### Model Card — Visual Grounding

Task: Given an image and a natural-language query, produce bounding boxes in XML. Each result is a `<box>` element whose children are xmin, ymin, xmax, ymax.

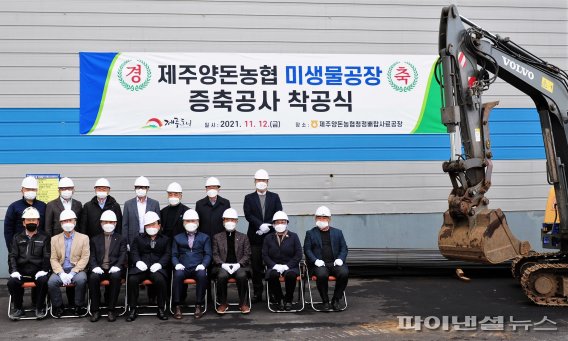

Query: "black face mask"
<box><xmin>25</xmin><ymin>223</ymin><xmax>38</xmax><ymax>232</ymax></box>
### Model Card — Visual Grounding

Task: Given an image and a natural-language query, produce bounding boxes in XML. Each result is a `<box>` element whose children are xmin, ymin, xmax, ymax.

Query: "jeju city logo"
<box><xmin>117</xmin><ymin>59</ymin><xmax>152</xmax><ymax>91</ymax></box>
<box><xmin>387</xmin><ymin>61</ymin><xmax>418</xmax><ymax>93</ymax></box>
<box><xmin>142</xmin><ymin>118</ymin><xmax>163</xmax><ymax>129</ymax></box>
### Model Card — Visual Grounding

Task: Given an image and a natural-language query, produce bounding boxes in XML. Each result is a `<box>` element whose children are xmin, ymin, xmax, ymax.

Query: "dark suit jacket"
<box><xmin>122</xmin><ymin>197</ymin><xmax>161</xmax><ymax>247</ymax></box>
<box><xmin>243</xmin><ymin>191</ymin><xmax>282</xmax><ymax>246</ymax></box>
<box><xmin>262</xmin><ymin>231</ymin><xmax>302</xmax><ymax>277</ymax></box>
<box><xmin>303</xmin><ymin>226</ymin><xmax>348</xmax><ymax>266</ymax></box>
<box><xmin>172</xmin><ymin>232</ymin><xmax>212</xmax><ymax>269</ymax></box>
<box><xmin>194</xmin><ymin>196</ymin><xmax>230</xmax><ymax>239</ymax></box>
<box><xmin>79</xmin><ymin>195</ymin><xmax>123</xmax><ymax>239</ymax></box>
<box><xmin>129</xmin><ymin>233</ymin><xmax>171</xmax><ymax>276</ymax></box>
<box><xmin>88</xmin><ymin>232</ymin><xmax>127</xmax><ymax>272</ymax></box>
<box><xmin>160</xmin><ymin>203</ymin><xmax>189</xmax><ymax>238</ymax></box>
<box><xmin>212</xmin><ymin>230</ymin><xmax>251</xmax><ymax>274</ymax></box>
<box><xmin>45</xmin><ymin>197</ymin><xmax>83</xmax><ymax>236</ymax></box>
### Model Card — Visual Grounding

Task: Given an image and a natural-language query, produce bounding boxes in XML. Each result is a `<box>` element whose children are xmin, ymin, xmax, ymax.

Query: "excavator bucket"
<box><xmin>439</xmin><ymin>208</ymin><xmax>531</xmax><ymax>264</ymax></box>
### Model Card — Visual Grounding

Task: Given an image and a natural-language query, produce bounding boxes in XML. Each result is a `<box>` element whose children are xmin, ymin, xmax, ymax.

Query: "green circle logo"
<box><xmin>117</xmin><ymin>59</ymin><xmax>152</xmax><ymax>92</ymax></box>
<box><xmin>387</xmin><ymin>61</ymin><xmax>418</xmax><ymax>93</ymax></box>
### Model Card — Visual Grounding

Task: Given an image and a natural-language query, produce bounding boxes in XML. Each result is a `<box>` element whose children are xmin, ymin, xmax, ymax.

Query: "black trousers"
<box><xmin>213</xmin><ymin>267</ymin><xmax>249</xmax><ymax>305</ymax></box>
<box><xmin>127</xmin><ymin>271</ymin><xmax>167</xmax><ymax>308</ymax></box>
<box><xmin>88</xmin><ymin>271</ymin><xmax>122</xmax><ymax>311</ymax></box>
<box><xmin>7</xmin><ymin>274</ymin><xmax>48</xmax><ymax>310</ymax></box>
<box><xmin>251</xmin><ymin>245</ymin><xmax>265</xmax><ymax>296</ymax></box>
<box><xmin>267</xmin><ymin>269</ymin><xmax>297</xmax><ymax>303</ymax></box>
<box><xmin>312</xmin><ymin>264</ymin><xmax>349</xmax><ymax>302</ymax></box>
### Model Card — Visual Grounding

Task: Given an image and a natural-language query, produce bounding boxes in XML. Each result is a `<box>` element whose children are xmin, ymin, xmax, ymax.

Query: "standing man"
<box><xmin>243</xmin><ymin>169</ymin><xmax>282</xmax><ymax>303</ymax></box>
<box><xmin>45</xmin><ymin>177</ymin><xmax>82</xmax><ymax>237</ymax></box>
<box><xmin>303</xmin><ymin>206</ymin><xmax>348</xmax><ymax>311</ymax></box>
<box><xmin>160</xmin><ymin>182</ymin><xmax>189</xmax><ymax>238</ymax></box>
<box><xmin>122</xmin><ymin>176</ymin><xmax>161</xmax><ymax>250</ymax></box>
<box><xmin>195</xmin><ymin>177</ymin><xmax>230</xmax><ymax>241</ymax></box>
<box><xmin>88</xmin><ymin>210</ymin><xmax>127</xmax><ymax>322</ymax></box>
<box><xmin>4</xmin><ymin>176</ymin><xmax>47</xmax><ymax>251</ymax></box>
<box><xmin>7</xmin><ymin>207</ymin><xmax>50</xmax><ymax>319</ymax></box>
<box><xmin>48</xmin><ymin>209</ymin><xmax>90</xmax><ymax>318</ymax></box>
<box><xmin>79</xmin><ymin>178</ymin><xmax>123</xmax><ymax>239</ymax></box>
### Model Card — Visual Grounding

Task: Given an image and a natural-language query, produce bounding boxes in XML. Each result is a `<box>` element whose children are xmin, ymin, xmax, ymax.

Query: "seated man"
<box><xmin>47</xmin><ymin>209</ymin><xmax>90</xmax><ymax>318</ymax></box>
<box><xmin>262</xmin><ymin>211</ymin><xmax>302</xmax><ymax>311</ymax></box>
<box><xmin>212</xmin><ymin>208</ymin><xmax>252</xmax><ymax>314</ymax></box>
<box><xmin>88</xmin><ymin>210</ymin><xmax>127</xmax><ymax>322</ymax></box>
<box><xmin>303</xmin><ymin>206</ymin><xmax>348</xmax><ymax>311</ymax></box>
<box><xmin>126</xmin><ymin>211</ymin><xmax>170</xmax><ymax>321</ymax></box>
<box><xmin>171</xmin><ymin>209</ymin><xmax>211</xmax><ymax>320</ymax></box>
<box><xmin>7</xmin><ymin>207</ymin><xmax>50</xmax><ymax>319</ymax></box>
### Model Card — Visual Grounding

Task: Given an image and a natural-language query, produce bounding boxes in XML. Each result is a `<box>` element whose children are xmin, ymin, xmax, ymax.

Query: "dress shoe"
<box><xmin>35</xmin><ymin>307</ymin><xmax>47</xmax><ymax>319</ymax></box>
<box><xmin>173</xmin><ymin>305</ymin><xmax>183</xmax><ymax>320</ymax></box>
<box><xmin>157</xmin><ymin>308</ymin><xmax>168</xmax><ymax>320</ymax></box>
<box><xmin>217</xmin><ymin>303</ymin><xmax>228</xmax><ymax>314</ymax></box>
<box><xmin>125</xmin><ymin>307</ymin><xmax>138</xmax><ymax>322</ymax></box>
<box><xmin>240</xmin><ymin>304</ymin><xmax>251</xmax><ymax>314</ymax></box>
<box><xmin>11</xmin><ymin>308</ymin><xmax>25</xmax><ymax>319</ymax></box>
<box><xmin>274</xmin><ymin>300</ymin><xmax>284</xmax><ymax>311</ymax></box>
<box><xmin>284</xmin><ymin>301</ymin><xmax>292</xmax><ymax>311</ymax></box>
<box><xmin>251</xmin><ymin>294</ymin><xmax>262</xmax><ymax>304</ymax></box>
<box><xmin>107</xmin><ymin>310</ymin><xmax>117</xmax><ymax>322</ymax></box>
<box><xmin>331</xmin><ymin>298</ymin><xmax>341</xmax><ymax>311</ymax></box>
<box><xmin>321</xmin><ymin>301</ymin><xmax>331</xmax><ymax>311</ymax></box>
<box><xmin>90</xmin><ymin>310</ymin><xmax>101</xmax><ymax>322</ymax></box>
<box><xmin>75</xmin><ymin>306</ymin><xmax>87</xmax><ymax>316</ymax></box>
<box><xmin>194</xmin><ymin>305</ymin><xmax>204</xmax><ymax>319</ymax></box>
<box><xmin>53</xmin><ymin>306</ymin><xmax>64</xmax><ymax>318</ymax></box>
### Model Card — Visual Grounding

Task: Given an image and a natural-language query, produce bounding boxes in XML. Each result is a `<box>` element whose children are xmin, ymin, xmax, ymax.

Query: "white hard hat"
<box><xmin>21</xmin><ymin>176</ymin><xmax>38</xmax><ymax>189</ymax></box>
<box><xmin>166</xmin><ymin>182</ymin><xmax>182</xmax><ymax>193</ymax></box>
<box><xmin>272</xmin><ymin>211</ymin><xmax>289</xmax><ymax>222</ymax></box>
<box><xmin>100</xmin><ymin>210</ymin><xmax>117</xmax><ymax>222</ymax></box>
<box><xmin>60</xmin><ymin>209</ymin><xmax>77</xmax><ymax>221</ymax></box>
<box><xmin>135</xmin><ymin>176</ymin><xmax>150</xmax><ymax>187</ymax></box>
<box><xmin>143</xmin><ymin>211</ymin><xmax>160</xmax><ymax>226</ymax></box>
<box><xmin>22</xmin><ymin>207</ymin><xmax>40</xmax><ymax>219</ymax></box>
<box><xmin>315</xmin><ymin>206</ymin><xmax>331</xmax><ymax>217</ymax></box>
<box><xmin>222</xmin><ymin>208</ymin><xmax>239</xmax><ymax>219</ymax></box>
<box><xmin>58</xmin><ymin>177</ymin><xmax>74</xmax><ymax>188</ymax></box>
<box><xmin>205</xmin><ymin>177</ymin><xmax>221</xmax><ymax>187</ymax></box>
<box><xmin>183</xmin><ymin>209</ymin><xmax>199</xmax><ymax>221</ymax></box>
<box><xmin>254</xmin><ymin>169</ymin><xmax>270</xmax><ymax>180</ymax></box>
<box><xmin>94</xmin><ymin>178</ymin><xmax>111</xmax><ymax>188</ymax></box>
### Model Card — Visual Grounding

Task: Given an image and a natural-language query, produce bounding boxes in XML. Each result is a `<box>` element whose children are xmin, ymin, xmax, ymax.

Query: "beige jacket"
<box><xmin>50</xmin><ymin>231</ymin><xmax>90</xmax><ymax>274</ymax></box>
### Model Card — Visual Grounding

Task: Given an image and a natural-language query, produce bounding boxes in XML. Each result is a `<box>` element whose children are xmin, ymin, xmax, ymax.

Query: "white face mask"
<box><xmin>145</xmin><ymin>227</ymin><xmax>159</xmax><ymax>236</ymax></box>
<box><xmin>207</xmin><ymin>189</ymin><xmax>218</xmax><ymax>198</ymax></box>
<box><xmin>168</xmin><ymin>197</ymin><xmax>180</xmax><ymax>206</ymax></box>
<box><xmin>102</xmin><ymin>223</ymin><xmax>115</xmax><ymax>233</ymax></box>
<box><xmin>255</xmin><ymin>182</ymin><xmax>268</xmax><ymax>191</ymax></box>
<box><xmin>274</xmin><ymin>224</ymin><xmax>287</xmax><ymax>233</ymax></box>
<box><xmin>62</xmin><ymin>222</ymin><xmax>75</xmax><ymax>232</ymax></box>
<box><xmin>184</xmin><ymin>222</ymin><xmax>198</xmax><ymax>233</ymax></box>
<box><xmin>23</xmin><ymin>191</ymin><xmax>37</xmax><ymax>200</ymax></box>
<box><xmin>136</xmin><ymin>189</ymin><xmax>147</xmax><ymax>198</ymax></box>
<box><xmin>316</xmin><ymin>221</ymin><xmax>329</xmax><ymax>229</ymax></box>
<box><xmin>96</xmin><ymin>191</ymin><xmax>108</xmax><ymax>199</ymax></box>
<box><xmin>60</xmin><ymin>190</ymin><xmax>73</xmax><ymax>200</ymax></box>
<box><xmin>224</xmin><ymin>222</ymin><xmax>237</xmax><ymax>232</ymax></box>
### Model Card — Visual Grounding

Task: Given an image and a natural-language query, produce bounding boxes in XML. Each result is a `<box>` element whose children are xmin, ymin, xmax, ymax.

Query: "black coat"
<box><xmin>45</xmin><ymin>197</ymin><xmax>83</xmax><ymax>236</ymax></box>
<box><xmin>243</xmin><ymin>191</ymin><xmax>282</xmax><ymax>246</ymax></box>
<box><xmin>194</xmin><ymin>196</ymin><xmax>231</xmax><ymax>240</ymax></box>
<box><xmin>79</xmin><ymin>195</ymin><xmax>123</xmax><ymax>239</ymax></box>
<box><xmin>160</xmin><ymin>203</ymin><xmax>189</xmax><ymax>238</ymax></box>
<box><xmin>129</xmin><ymin>233</ymin><xmax>171</xmax><ymax>276</ymax></box>
<box><xmin>88</xmin><ymin>232</ymin><xmax>127</xmax><ymax>271</ymax></box>
<box><xmin>262</xmin><ymin>231</ymin><xmax>302</xmax><ymax>277</ymax></box>
<box><xmin>9</xmin><ymin>231</ymin><xmax>51</xmax><ymax>275</ymax></box>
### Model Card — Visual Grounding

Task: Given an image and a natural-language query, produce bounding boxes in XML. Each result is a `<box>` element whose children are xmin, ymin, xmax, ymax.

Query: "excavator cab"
<box><xmin>542</xmin><ymin>187</ymin><xmax>561</xmax><ymax>249</ymax></box>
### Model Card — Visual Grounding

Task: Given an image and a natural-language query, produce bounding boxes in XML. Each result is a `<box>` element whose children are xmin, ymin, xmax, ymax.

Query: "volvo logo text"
<box><xmin>502</xmin><ymin>56</ymin><xmax>534</xmax><ymax>80</ymax></box>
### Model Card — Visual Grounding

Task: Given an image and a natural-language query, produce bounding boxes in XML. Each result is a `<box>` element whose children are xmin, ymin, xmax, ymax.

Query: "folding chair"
<box><xmin>88</xmin><ymin>277</ymin><xmax>128</xmax><ymax>317</ymax></box>
<box><xmin>266</xmin><ymin>267</ymin><xmax>305</xmax><ymax>313</ymax></box>
<box><xmin>136</xmin><ymin>279</ymin><xmax>167</xmax><ymax>316</ymax></box>
<box><xmin>169</xmin><ymin>277</ymin><xmax>207</xmax><ymax>316</ymax></box>
<box><xmin>212</xmin><ymin>277</ymin><xmax>252</xmax><ymax>314</ymax></box>
<box><xmin>305</xmin><ymin>269</ymin><xmax>348</xmax><ymax>312</ymax></box>
<box><xmin>8</xmin><ymin>281</ymin><xmax>49</xmax><ymax>320</ymax></box>
<box><xmin>49</xmin><ymin>283</ymin><xmax>89</xmax><ymax>318</ymax></box>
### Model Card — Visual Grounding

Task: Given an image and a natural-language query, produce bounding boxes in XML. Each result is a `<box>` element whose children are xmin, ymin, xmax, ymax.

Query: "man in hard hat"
<box><xmin>262</xmin><ymin>211</ymin><xmax>302</xmax><ymax>311</ymax></box>
<box><xmin>48</xmin><ymin>209</ymin><xmax>90</xmax><ymax>318</ymax></box>
<box><xmin>304</xmin><ymin>206</ymin><xmax>349</xmax><ymax>311</ymax></box>
<box><xmin>79</xmin><ymin>178</ymin><xmax>123</xmax><ymax>239</ymax></box>
<box><xmin>211</xmin><ymin>208</ymin><xmax>252</xmax><ymax>314</ymax></box>
<box><xmin>243</xmin><ymin>169</ymin><xmax>282</xmax><ymax>303</ymax></box>
<box><xmin>88</xmin><ymin>210</ymin><xmax>127</xmax><ymax>322</ymax></box>
<box><xmin>123</xmin><ymin>176</ymin><xmax>161</xmax><ymax>251</ymax></box>
<box><xmin>126</xmin><ymin>211</ymin><xmax>170</xmax><ymax>322</ymax></box>
<box><xmin>7</xmin><ymin>207</ymin><xmax>50</xmax><ymax>319</ymax></box>
<box><xmin>46</xmin><ymin>177</ymin><xmax>83</xmax><ymax>237</ymax></box>
<box><xmin>160</xmin><ymin>182</ymin><xmax>189</xmax><ymax>238</ymax></box>
<box><xmin>195</xmin><ymin>177</ymin><xmax>231</xmax><ymax>241</ymax></box>
<box><xmin>4</xmin><ymin>176</ymin><xmax>47</xmax><ymax>251</ymax></box>
<box><xmin>171</xmin><ymin>209</ymin><xmax>211</xmax><ymax>320</ymax></box>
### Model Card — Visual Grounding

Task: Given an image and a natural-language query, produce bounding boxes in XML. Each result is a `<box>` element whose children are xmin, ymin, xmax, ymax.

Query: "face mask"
<box><xmin>255</xmin><ymin>182</ymin><xmax>268</xmax><ymax>191</ymax></box>
<box><xmin>184</xmin><ymin>222</ymin><xmax>198</xmax><ymax>233</ymax></box>
<box><xmin>316</xmin><ymin>221</ymin><xmax>329</xmax><ymax>230</ymax></box>
<box><xmin>60</xmin><ymin>190</ymin><xmax>73</xmax><ymax>200</ymax></box>
<box><xmin>102</xmin><ymin>223</ymin><xmax>115</xmax><ymax>233</ymax></box>
<box><xmin>62</xmin><ymin>223</ymin><xmax>75</xmax><ymax>232</ymax></box>
<box><xmin>224</xmin><ymin>222</ymin><xmax>236</xmax><ymax>232</ymax></box>
<box><xmin>96</xmin><ymin>191</ymin><xmax>108</xmax><ymax>199</ymax></box>
<box><xmin>274</xmin><ymin>224</ymin><xmax>287</xmax><ymax>233</ymax></box>
<box><xmin>207</xmin><ymin>189</ymin><xmax>218</xmax><ymax>198</ymax></box>
<box><xmin>23</xmin><ymin>191</ymin><xmax>37</xmax><ymax>200</ymax></box>
<box><xmin>145</xmin><ymin>227</ymin><xmax>159</xmax><ymax>236</ymax></box>
<box><xmin>168</xmin><ymin>197</ymin><xmax>180</xmax><ymax>206</ymax></box>
<box><xmin>136</xmin><ymin>189</ymin><xmax>147</xmax><ymax>198</ymax></box>
<box><xmin>25</xmin><ymin>223</ymin><xmax>38</xmax><ymax>232</ymax></box>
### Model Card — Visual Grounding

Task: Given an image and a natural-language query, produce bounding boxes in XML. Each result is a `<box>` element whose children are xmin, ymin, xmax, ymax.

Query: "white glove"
<box><xmin>281</xmin><ymin>265</ymin><xmax>289</xmax><ymax>272</ymax></box>
<box><xmin>92</xmin><ymin>267</ymin><xmax>104</xmax><ymax>275</ymax></box>
<box><xmin>175</xmin><ymin>264</ymin><xmax>185</xmax><ymax>271</ymax></box>
<box><xmin>10</xmin><ymin>272</ymin><xmax>21</xmax><ymax>280</ymax></box>
<box><xmin>136</xmin><ymin>261</ymin><xmax>148</xmax><ymax>271</ymax></box>
<box><xmin>314</xmin><ymin>259</ymin><xmax>325</xmax><ymax>267</ymax></box>
<box><xmin>35</xmin><ymin>271</ymin><xmax>48</xmax><ymax>279</ymax></box>
<box><xmin>60</xmin><ymin>272</ymin><xmax>72</xmax><ymax>285</ymax></box>
<box><xmin>109</xmin><ymin>266</ymin><xmax>121</xmax><ymax>274</ymax></box>
<box><xmin>258</xmin><ymin>223</ymin><xmax>271</xmax><ymax>234</ymax></box>
<box><xmin>273</xmin><ymin>264</ymin><xmax>284</xmax><ymax>274</ymax></box>
<box><xmin>334</xmin><ymin>259</ymin><xmax>344</xmax><ymax>266</ymax></box>
<box><xmin>196</xmin><ymin>264</ymin><xmax>205</xmax><ymax>271</ymax></box>
<box><xmin>127</xmin><ymin>244</ymin><xmax>130</xmax><ymax>252</ymax></box>
<box><xmin>221</xmin><ymin>263</ymin><xmax>231</xmax><ymax>273</ymax></box>
<box><xmin>150</xmin><ymin>263</ymin><xmax>162</xmax><ymax>273</ymax></box>
<box><xmin>231</xmin><ymin>263</ymin><xmax>241</xmax><ymax>274</ymax></box>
